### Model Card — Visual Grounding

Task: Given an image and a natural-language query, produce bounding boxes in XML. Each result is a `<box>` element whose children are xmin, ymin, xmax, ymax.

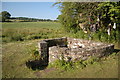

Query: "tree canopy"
<box><xmin>0</xmin><ymin>11</ymin><xmax>11</xmax><ymax>22</ymax></box>
<box><xmin>97</xmin><ymin>2</ymin><xmax>120</xmax><ymax>28</ymax></box>
<box><xmin>56</xmin><ymin>2</ymin><xmax>120</xmax><ymax>32</ymax></box>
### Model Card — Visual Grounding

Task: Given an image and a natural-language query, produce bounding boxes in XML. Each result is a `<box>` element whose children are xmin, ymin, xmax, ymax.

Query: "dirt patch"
<box><xmin>34</xmin><ymin>71</ymin><xmax>42</xmax><ymax>77</ymax></box>
<box><xmin>43</xmin><ymin>67</ymin><xmax>56</xmax><ymax>73</ymax></box>
<box><xmin>34</xmin><ymin>67</ymin><xmax>56</xmax><ymax>77</ymax></box>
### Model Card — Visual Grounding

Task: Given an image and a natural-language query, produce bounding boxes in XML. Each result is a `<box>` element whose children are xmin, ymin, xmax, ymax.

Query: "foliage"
<box><xmin>49</xmin><ymin>56</ymin><xmax>100</xmax><ymax>71</ymax></box>
<box><xmin>0</xmin><ymin>11</ymin><xmax>11</xmax><ymax>22</ymax></box>
<box><xmin>97</xmin><ymin>2</ymin><xmax>120</xmax><ymax>27</ymax></box>
<box><xmin>56</xmin><ymin>2</ymin><xmax>99</xmax><ymax>32</ymax></box>
<box><xmin>91</xmin><ymin>29</ymin><xmax>119</xmax><ymax>43</ymax></box>
<box><xmin>31</xmin><ymin>48</ymin><xmax>40</xmax><ymax>60</ymax></box>
<box><xmin>55</xmin><ymin>2</ymin><xmax>120</xmax><ymax>43</ymax></box>
<box><xmin>49</xmin><ymin>59</ymin><xmax>73</xmax><ymax>71</ymax></box>
<box><xmin>56</xmin><ymin>2</ymin><xmax>120</xmax><ymax>30</ymax></box>
<box><xmin>10</xmin><ymin>17</ymin><xmax>54</xmax><ymax>22</ymax></box>
<box><xmin>2</xmin><ymin>21</ymin><xmax>119</xmax><ymax>43</ymax></box>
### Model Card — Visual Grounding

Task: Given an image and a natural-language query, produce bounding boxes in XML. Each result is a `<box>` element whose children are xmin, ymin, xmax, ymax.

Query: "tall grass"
<box><xmin>2</xmin><ymin>22</ymin><xmax>119</xmax><ymax>43</ymax></box>
<box><xmin>2</xmin><ymin>22</ymin><xmax>66</xmax><ymax>43</ymax></box>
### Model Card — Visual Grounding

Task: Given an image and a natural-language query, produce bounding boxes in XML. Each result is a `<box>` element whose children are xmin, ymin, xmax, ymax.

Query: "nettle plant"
<box><xmin>31</xmin><ymin>48</ymin><xmax>40</xmax><ymax>60</ymax></box>
<box><xmin>49</xmin><ymin>55</ymin><xmax>100</xmax><ymax>71</ymax></box>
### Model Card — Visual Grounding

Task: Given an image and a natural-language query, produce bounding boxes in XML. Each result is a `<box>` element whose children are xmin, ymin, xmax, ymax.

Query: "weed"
<box><xmin>49</xmin><ymin>56</ymin><xmax>100</xmax><ymax>71</ymax></box>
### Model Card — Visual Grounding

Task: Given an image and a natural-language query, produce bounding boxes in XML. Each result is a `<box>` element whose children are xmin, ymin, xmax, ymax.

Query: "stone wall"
<box><xmin>38</xmin><ymin>37</ymin><xmax>114</xmax><ymax>64</ymax></box>
<box><xmin>38</xmin><ymin>37</ymin><xmax>67</xmax><ymax>64</ymax></box>
<box><xmin>44</xmin><ymin>37</ymin><xmax>67</xmax><ymax>47</ymax></box>
<box><xmin>38</xmin><ymin>41</ymin><xmax>48</xmax><ymax>65</ymax></box>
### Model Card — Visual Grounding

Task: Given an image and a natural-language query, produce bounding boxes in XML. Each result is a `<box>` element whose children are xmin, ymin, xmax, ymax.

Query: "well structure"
<box><xmin>38</xmin><ymin>37</ymin><xmax>114</xmax><ymax>65</ymax></box>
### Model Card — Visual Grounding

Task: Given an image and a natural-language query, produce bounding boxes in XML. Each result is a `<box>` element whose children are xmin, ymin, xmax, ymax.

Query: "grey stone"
<box><xmin>38</xmin><ymin>37</ymin><xmax>114</xmax><ymax>64</ymax></box>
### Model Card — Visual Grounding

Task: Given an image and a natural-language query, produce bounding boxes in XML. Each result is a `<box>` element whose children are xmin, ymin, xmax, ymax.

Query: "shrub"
<box><xmin>49</xmin><ymin>56</ymin><xmax>100</xmax><ymax>71</ymax></box>
<box><xmin>30</xmin><ymin>48</ymin><xmax>40</xmax><ymax>60</ymax></box>
<box><xmin>74</xmin><ymin>30</ymin><xmax>85</xmax><ymax>39</ymax></box>
<box><xmin>10</xmin><ymin>34</ymin><xmax>24</xmax><ymax>41</ymax></box>
<box><xmin>92</xmin><ymin>32</ymin><xmax>101</xmax><ymax>41</ymax></box>
<box><xmin>49</xmin><ymin>59</ymin><xmax>73</xmax><ymax>71</ymax></box>
<box><xmin>25</xmin><ymin>34</ymin><xmax>41</xmax><ymax>40</ymax></box>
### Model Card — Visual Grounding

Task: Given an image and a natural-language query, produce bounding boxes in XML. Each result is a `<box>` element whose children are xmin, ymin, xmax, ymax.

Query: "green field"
<box><xmin>1</xmin><ymin>22</ymin><xmax>119</xmax><ymax>78</ymax></box>
<box><xmin>2</xmin><ymin>22</ymin><xmax>61</xmax><ymax>29</ymax></box>
<box><xmin>2</xmin><ymin>22</ymin><xmax>67</xmax><ymax>43</ymax></box>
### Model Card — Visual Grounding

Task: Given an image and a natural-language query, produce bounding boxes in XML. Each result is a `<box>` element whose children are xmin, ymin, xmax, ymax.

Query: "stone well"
<box><xmin>38</xmin><ymin>37</ymin><xmax>114</xmax><ymax>64</ymax></box>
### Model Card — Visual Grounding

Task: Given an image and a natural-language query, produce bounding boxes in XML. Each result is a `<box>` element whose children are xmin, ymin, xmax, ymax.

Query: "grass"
<box><xmin>2</xmin><ymin>22</ymin><xmax>61</xmax><ymax>29</ymax></box>
<box><xmin>1</xmin><ymin>22</ymin><xmax>67</xmax><ymax>43</ymax></box>
<box><xmin>1</xmin><ymin>22</ymin><xmax>120</xmax><ymax>78</ymax></box>
<box><xmin>2</xmin><ymin>22</ymin><xmax>119</xmax><ymax>43</ymax></box>
<box><xmin>45</xmin><ymin>52</ymin><xmax>119</xmax><ymax>78</ymax></box>
<box><xmin>2</xmin><ymin>40</ymin><xmax>119</xmax><ymax>78</ymax></box>
<box><xmin>2</xmin><ymin>40</ymin><xmax>37</xmax><ymax>78</ymax></box>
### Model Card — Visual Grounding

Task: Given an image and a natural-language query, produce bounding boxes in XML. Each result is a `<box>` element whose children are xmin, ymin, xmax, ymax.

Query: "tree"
<box><xmin>56</xmin><ymin>2</ymin><xmax>120</xmax><ymax>32</ymax></box>
<box><xmin>97</xmin><ymin>2</ymin><xmax>120</xmax><ymax>29</ymax></box>
<box><xmin>57</xmin><ymin>2</ymin><xmax>77</xmax><ymax>32</ymax></box>
<box><xmin>0</xmin><ymin>11</ymin><xmax>11</xmax><ymax>22</ymax></box>
<box><xmin>97</xmin><ymin>2</ymin><xmax>120</xmax><ymax>43</ymax></box>
<box><xmin>56</xmin><ymin>2</ymin><xmax>99</xmax><ymax>32</ymax></box>
<box><xmin>55</xmin><ymin>2</ymin><xmax>120</xmax><ymax>43</ymax></box>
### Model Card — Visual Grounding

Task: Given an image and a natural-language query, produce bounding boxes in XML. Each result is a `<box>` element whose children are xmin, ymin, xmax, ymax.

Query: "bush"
<box><xmin>11</xmin><ymin>34</ymin><xmax>24</xmax><ymax>41</ymax></box>
<box><xmin>73</xmin><ymin>60</ymin><xmax>86</xmax><ymax>69</ymax></box>
<box><xmin>30</xmin><ymin>48</ymin><xmax>40</xmax><ymax>60</ymax></box>
<box><xmin>25</xmin><ymin>34</ymin><xmax>41</xmax><ymax>40</ymax></box>
<box><xmin>49</xmin><ymin>59</ymin><xmax>73</xmax><ymax>71</ymax></box>
<box><xmin>92</xmin><ymin>32</ymin><xmax>101</xmax><ymax>41</ymax></box>
<box><xmin>49</xmin><ymin>56</ymin><xmax>100</xmax><ymax>71</ymax></box>
<box><xmin>74</xmin><ymin>30</ymin><xmax>85</xmax><ymax>38</ymax></box>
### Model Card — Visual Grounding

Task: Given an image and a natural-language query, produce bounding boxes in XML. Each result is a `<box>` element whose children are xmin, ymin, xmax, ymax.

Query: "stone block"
<box><xmin>38</xmin><ymin>37</ymin><xmax>114</xmax><ymax>64</ymax></box>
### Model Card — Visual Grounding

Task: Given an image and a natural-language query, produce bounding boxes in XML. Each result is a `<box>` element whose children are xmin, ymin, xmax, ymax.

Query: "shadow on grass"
<box><xmin>26</xmin><ymin>59</ymin><xmax>48</xmax><ymax>70</ymax></box>
<box><xmin>113</xmin><ymin>49</ymin><xmax>120</xmax><ymax>53</ymax></box>
<box><xmin>25</xmin><ymin>49</ymin><xmax>120</xmax><ymax>71</ymax></box>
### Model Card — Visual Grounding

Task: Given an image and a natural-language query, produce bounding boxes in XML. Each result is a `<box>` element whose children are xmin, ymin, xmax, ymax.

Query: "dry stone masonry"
<box><xmin>38</xmin><ymin>37</ymin><xmax>114</xmax><ymax>64</ymax></box>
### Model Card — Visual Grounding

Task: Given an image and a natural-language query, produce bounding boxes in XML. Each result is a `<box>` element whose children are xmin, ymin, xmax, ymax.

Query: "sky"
<box><xmin>2</xmin><ymin>2</ymin><xmax>61</xmax><ymax>20</ymax></box>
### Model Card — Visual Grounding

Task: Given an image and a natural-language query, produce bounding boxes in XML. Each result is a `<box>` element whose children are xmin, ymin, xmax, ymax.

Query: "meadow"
<box><xmin>2</xmin><ymin>22</ymin><xmax>65</xmax><ymax>42</ymax></box>
<box><xmin>1</xmin><ymin>22</ymin><xmax>119</xmax><ymax>78</ymax></box>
